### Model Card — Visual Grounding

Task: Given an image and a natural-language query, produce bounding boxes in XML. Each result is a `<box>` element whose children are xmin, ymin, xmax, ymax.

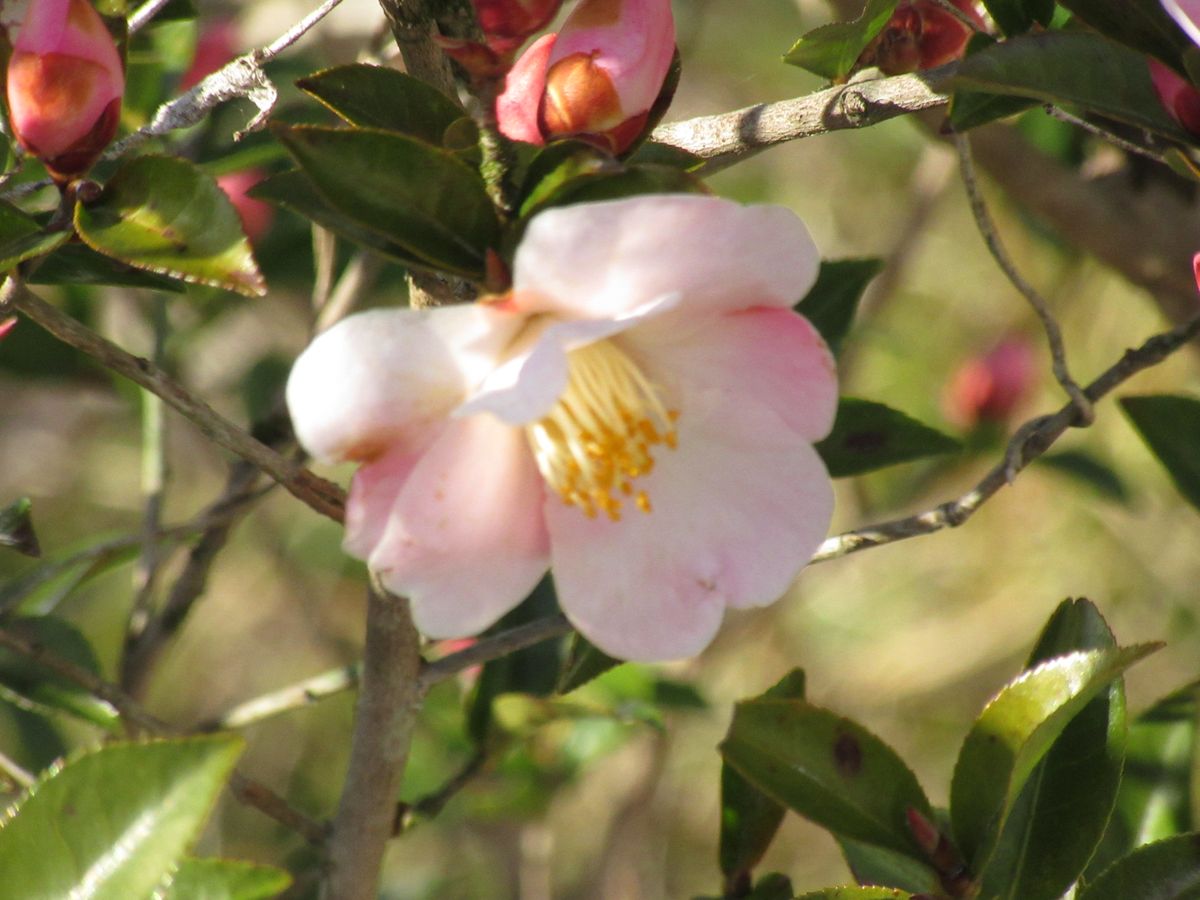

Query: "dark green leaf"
<box><xmin>0</xmin><ymin>201</ymin><xmax>70</xmax><ymax>274</ymax></box>
<box><xmin>0</xmin><ymin>735</ymin><xmax>243</xmax><ymax>899</ymax></box>
<box><xmin>952</xmin><ymin>32</ymin><xmax>1194</xmax><ymax>143</ymax></box>
<box><xmin>795</xmin><ymin>258</ymin><xmax>882</xmax><ymax>354</ymax></box>
<box><xmin>0</xmin><ymin>497</ymin><xmax>39</xmax><ymax>557</ymax></box>
<box><xmin>159</xmin><ymin>857</ymin><xmax>292</xmax><ymax>899</ymax></box>
<box><xmin>815</xmin><ymin>398</ymin><xmax>960</xmax><ymax>478</ymax></box>
<box><xmin>556</xmin><ymin>633</ymin><xmax>622</xmax><ymax>694</ymax></box>
<box><xmin>297</xmin><ymin>64</ymin><xmax>464</xmax><ymax>145</ymax></box>
<box><xmin>1079</xmin><ymin>833</ymin><xmax>1200</xmax><ymax>900</ymax></box>
<box><xmin>1122</xmin><ymin>395</ymin><xmax>1200</xmax><ymax>512</ymax></box>
<box><xmin>976</xmin><ymin>599</ymin><xmax>1127</xmax><ymax>899</ymax></box>
<box><xmin>521</xmin><ymin>162</ymin><xmax>705</xmax><ymax>219</ymax></box>
<box><xmin>1037</xmin><ymin>451</ymin><xmax>1130</xmax><ymax>503</ymax></box>
<box><xmin>467</xmin><ymin>576</ymin><xmax>563</xmax><ymax>746</ymax></box>
<box><xmin>721</xmin><ymin>698</ymin><xmax>932</xmax><ymax>855</ymax></box>
<box><xmin>625</xmin><ymin>141</ymin><xmax>703</xmax><ymax>171</ymax></box>
<box><xmin>29</xmin><ymin>243</ymin><xmax>188</xmax><ymax>291</ymax></box>
<box><xmin>1057</xmin><ymin>0</ymin><xmax>1192</xmax><ymax>66</ymax></box>
<box><xmin>783</xmin><ymin>0</ymin><xmax>899</xmax><ymax>81</ymax></box>
<box><xmin>1089</xmin><ymin>681</ymin><xmax>1200</xmax><ymax>877</ymax></box>
<box><xmin>0</xmin><ymin>616</ymin><xmax>121</xmax><ymax>731</ymax></box>
<box><xmin>950</xmin><ymin>36</ymin><xmax>1039</xmax><ymax>130</ymax></box>
<box><xmin>838</xmin><ymin>837</ymin><xmax>942</xmax><ymax>894</ymax></box>
<box><xmin>518</xmin><ymin>141</ymin><xmax>618</xmax><ymax>219</ymax></box>
<box><xmin>950</xmin><ymin>644</ymin><xmax>1159</xmax><ymax>868</ymax></box>
<box><xmin>74</xmin><ymin>155</ymin><xmax>265</xmax><ymax>296</ymax></box>
<box><xmin>746</xmin><ymin>872</ymin><xmax>795</xmax><ymax>900</ymax></box>
<box><xmin>719</xmin><ymin>670</ymin><xmax>808</xmax><ymax>885</ymax></box>
<box><xmin>273</xmin><ymin>125</ymin><xmax>498</xmax><ymax>280</ymax></box>
<box><xmin>981</xmin><ymin>0</ymin><xmax>1055</xmax><ymax>36</ymax></box>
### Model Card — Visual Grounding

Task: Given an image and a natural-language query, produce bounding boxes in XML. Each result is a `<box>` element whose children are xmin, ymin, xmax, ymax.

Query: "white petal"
<box><xmin>1163</xmin><ymin>0</ymin><xmax>1200</xmax><ymax>46</ymax></box>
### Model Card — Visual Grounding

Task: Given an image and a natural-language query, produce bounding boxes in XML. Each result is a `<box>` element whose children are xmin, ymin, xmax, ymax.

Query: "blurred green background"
<box><xmin>2</xmin><ymin>0</ymin><xmax>1199</xmax><ymax>897</ymax></box>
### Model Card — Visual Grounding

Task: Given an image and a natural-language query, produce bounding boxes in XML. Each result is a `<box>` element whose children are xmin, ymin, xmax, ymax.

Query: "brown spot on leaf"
<box><xmin>833</xmin><ymin>731</ymin><xmax>863</xmax><ymax>776</ymax></box>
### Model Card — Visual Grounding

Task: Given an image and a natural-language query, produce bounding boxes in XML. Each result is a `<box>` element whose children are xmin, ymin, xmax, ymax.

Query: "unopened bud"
<box><xmin>6</xmin><ymin>0</ymin><xmax>125</xmax><ymax>182</ymax></box>
<box><xmin>944</xmin><ymin>336</ymin><xmax>1037</xmax><ymax>428</ymax></box>
<box><xmin>1148</xmin><ymin>59</ymin><xmax>1200</xmax><ymax>137</ymax></box>
<box><xmin>475</xmin><ymin>0</ymin><xmax>563</xmax><ymax>52</ymax></box>
<box><xmin>217</xmin><ymin>169</ymin><xmax>274</xmax><ymax>244</ymax></box>
<box><xmin>860</xmin><ymin>0</ymin><xmax>984</xmax><ymax>76</ymax></box>
<box><xmin>0</xmin><ymin>317</ymin><xmax>16</xmax><ymax>341</ymax></box>
<box><xmin>496</xmin><ymin>0</ymin><xmax>676</xmax><ymax>154</ymax></box>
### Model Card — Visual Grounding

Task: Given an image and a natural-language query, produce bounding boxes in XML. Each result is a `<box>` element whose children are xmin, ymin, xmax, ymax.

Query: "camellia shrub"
<box><xmin>1</xmin><ymin>0</ymin><xmax>1200</xmax><ymax>898</ymax></box>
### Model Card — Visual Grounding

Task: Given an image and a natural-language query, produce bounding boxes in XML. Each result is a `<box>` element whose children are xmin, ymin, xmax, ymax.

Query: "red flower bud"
<box><xmin>217</xmin><ymin>169</ymin><xmax>274</xmax><ymax>244</ymax></box>
<box><xmin>475</xmin><ymin>0</ymin><xmax>563</xmax><ymax>52</ymax></box>
<box><xmin>6</xmin><ymin>0</ymin><xmax>125</xmax><ymax>181</ymax></box>
<box><xmin>944</xmin><ymin>336</ymin><xmax>1037</xmax><ymax>428</ymax></box>
<box><xmin>1148</xmin><ymin>59</ymin><xmax>1200</xmax><ymax>137</ymax></box>
<box><xmin>496</xmin><ymin>0</ymin><xmax>675</xmax><ymax>154</ymax></box>
<box><xmin>861</xmin><ymin>0</ymin><xmax>984</xmax><ymax>76</ymax></box>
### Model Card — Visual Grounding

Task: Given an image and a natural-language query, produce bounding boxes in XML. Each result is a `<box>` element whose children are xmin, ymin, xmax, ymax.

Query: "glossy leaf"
<box><xmin>976</xmin><ymin>598</ymin><xmax>1127</xmax><ymax>899</ymax></box>
<box><xmin>0</xmin><ymin>201</ymin><xmax>70</xmax><ymax>274</ymax></box>
<box><xmin>795</xmin><ymin>258</ymin><xmax>882</xmax><ymax>354</ymax></box>
<box><xmin>521</xmin><ymin>162</ymin><xmax>705</xmax><ymax>219</ymax></box>
<box><xmin>518</xmin><ymin>141</ymin><xmax>617</xmax><ymax>219</ymax></box>
<box><xmin>0</xmin><ymin>541</ymin><xmax>139</xmax><ymax>619</ymax></box>
<box><xmin>0</xmin><ymin>735</ymin><xmax>243</xmax><ymax>899</ymax></box>
<box><xmin>1122</xmin><ymin>395</ymin><xmax>1200</xmax><ymax>512</ymax></box>
<box><xmin>0</xmin><ymin>616</ymin><xmax>120</xmax><ymax>731</ymax></box>
<box><xmin>1088</xmin><ymin>680</ymin><xmax>1200</xmax><ymax>877</ymax></box>
<box><xmin>0</xmin><ymin>497</ymin><xmax>39</xmax><ymax>557</ymax></box>
<box><xmin>249</xmin><ymin>170</ymin><xmax>430</xmax><ymax>270</ymax></box>
<box><xmin>783</xmin><ymin>0</ymin><xmax>899</xmax><ymax>81</ymax></box>
<box><xmin>838</xmin><ymin>837</ymin><xmax>942</xmax><ymax>894</ymax></box>
<box><xmin>982</xmin><ymin>0</ymin><xmax>1055</xmax><ymax>36</ymax></box>
<box><xmin>949</xmin><ymin>35</ymin><xmax>1039</xmax><ymax>130</ymax></box>
<box><xmin>721</xmin><ymin>698</ymin><xmax>932</xmax><ymax>855</ymax></box>
<box><xmin>1056</xmin><ymin>0</ymin><xmax>1191</xmax><ymax>66</ymax></box>
<box><xmin>74</xmin><ymin>155</ymin><xmax>265</xmax><ymax>296</ymax></box>
<box><xmin>1078</xmin><ymin>833</ymin><xmax>1200</xmax><ymax>900</ymax></box>
<box><xmin>159</xmin><ymin>857</ymin><xmax>292</xmax><ymax>900</ymax></box>
<box><xmin>952</xmin><ymin>32</ymin><xmax>1193</xmax><ymax>143</ymax></box>
<box><xmin>29</xmin><ymin>243</ymin><xmax>187</xmax><ymax>292</ymax></box>
<box><xmin>795</xmin><ymin>888</ymin><xmax>913</xmax><ymax>900</ymax></box>
<box><xmin>273</xmin><ymin>125</ymin><xmax>499</xmax><ymax>280</ymax></box>
<box><xmin>950</xmin><ymin>643</ymin><xmax>1159</xmax><ymax>868</ymax></box>
<box><xmin>815</xmin><ymin>398</ymin><xmax>960</xmax><ymax>478</ymax></box>
<box><xmin>297</xmin><ymin>64</ymin><xmax>464</xmax><ymax>145</ymax></box>
<box><xmin>720</xmin><ymin>670</ymin><xmax>808</xmax><ymax>886</ymax></box>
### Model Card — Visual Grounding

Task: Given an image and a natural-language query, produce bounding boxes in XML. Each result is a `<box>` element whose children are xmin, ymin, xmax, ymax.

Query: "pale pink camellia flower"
<box><xmin>6</xmin><ymin>0</ymin><xmax>124</xmax><ymax>181</ymax></box>
<box><xmin>944</xmin><ymin>336</ymin><xmax>1038</xmax><ymax>429</ymax></box>
<box><xmin>286</xmin><ymin>194</ymin><xmax>837</xmax><ymax>662</ymax></box>
<box><xmin>1148</xmin><ymin>59</ymin><xmax>1200</xmax><ymax>136</ymax></box>
<box><xmin>1162</xmin><ymin>0</ymin><xmax>1200</xmax><ymax>45</ymax></box>
<box><xmin>216</xmin><ymin>169</ymin><xmax>275</xmax><ymax>244</ymax></box>
<box><xmin>496</xmin><ymin>0</ymin><xmax>676</xmax><ymax>154</ymax></box>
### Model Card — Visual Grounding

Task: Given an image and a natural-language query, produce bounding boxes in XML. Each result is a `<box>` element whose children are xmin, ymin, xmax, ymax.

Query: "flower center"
<box><xmin>526</xmin><ymin>339</ymin><xmax>678</xmax><ymax>521</ymax></box>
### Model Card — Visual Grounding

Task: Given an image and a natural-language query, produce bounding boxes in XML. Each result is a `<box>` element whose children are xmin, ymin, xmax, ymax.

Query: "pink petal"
<box><xmin>546</xmin><ymin>391</ymin><xmax>834</xmax><ymax>661</ymax></box>
<box><xmin>496</xmin><ymin>32</ymin><xmax>556</xmax><ymax>144</ymax></box>
<box><xmin>626</xmin><ymin>307</ymin><xmax>838</xmax><ymax>443</ymax></box>
<box><xmin>286</xmin><ymin>305</ymin><xmax>520</xmax><ymax>464</ymax></box>
<box><xmin>1163</xmin><ymin>0</ymin><xmax>1200</xmax><ymax>45</ymax></box>
<box><xmin>343</xmin><ymin>441</ymin><xmax>428</xmax><ymax>561</ymax></box>
<box><xmin>370</xmin><ymin>413</ymin><xmax>551</xmax><ymax>638</ymax></box>
<box><xmin>512</xmin><ymin>195</ymin><xmax>821</xmax><ymax>320</ymax></box>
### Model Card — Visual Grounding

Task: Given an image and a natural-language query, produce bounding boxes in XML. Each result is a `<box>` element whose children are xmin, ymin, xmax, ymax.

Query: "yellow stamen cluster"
<box><xmin>527</xmin><ymin>339</ymin><xmax>678</xmax><ymax>521</ymax></box>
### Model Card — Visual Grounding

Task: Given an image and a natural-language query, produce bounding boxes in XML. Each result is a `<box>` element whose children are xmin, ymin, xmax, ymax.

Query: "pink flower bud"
<box><xmin>944</xmin><ymin>336</ymin><xmax>1037</xmax><ymax>428</ymax></box>
<box><xmin>861</xmin><ymin>0</ymin><xmax>984</xmax><ymax>76</ymax></box>
<box><xmin>1148</xmin><ymin>59</ymin><xmax>1200</xmax><ymax>137</ymax></box>
<box><xmin>474</xmin><ymin>0</ymin><xmax>563</xmax><ymax>52</ymax></box>
<box><xmin>496</xmin><ymin>0</ymin><xmax>676</xmax><ymax>154</ymax></box>
<box><xmin>180</xmin><ymin>17</ymin><xmax>239</xmax><ymax>91</ymax></box>
<box><xmin>216</xmin><ymin>169</ymin><xmax>274</xmax><ymax>244</ymax></box>
<box><xmin>6</xmin><ymin>0</ymin><xmax>124</xmax><ymax>181</ymax></box>
<box><xmin>1194</xmin><ymin>252</ymin><xmax>1200</xmax><ymax>292</ymax></box>
<box><xmin>0</xmin><ymin>317</ymin><xmax>16</xmax><ymax>341</ymax></box>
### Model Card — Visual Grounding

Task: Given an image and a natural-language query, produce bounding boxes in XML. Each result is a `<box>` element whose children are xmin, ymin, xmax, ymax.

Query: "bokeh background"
<box><xmin>2</xmin><ymin>0</ymin><xmax>1199</xmax><ymax>897</ymax></box>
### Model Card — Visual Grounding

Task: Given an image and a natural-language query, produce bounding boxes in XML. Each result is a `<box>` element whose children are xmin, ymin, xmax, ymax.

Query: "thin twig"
<box><xmin>1043</xmin><ymin>105</ymin><xmax>1168</xmax><ymax>164</ymax></box>
<box><xmin>927</xmin><ymin>0</ymin><xmax>986</xmax><ymax>31</ymax></box>
<box><xmin>315</xmin><ymin>251</ymin><xmax>384</xmax><ymax>333</ymax></box>
<box><xmin>202</xmin><ymin>663</ymin><xmax>361</xmax><ymax>731</ymax></box>
<box><xmin>324</xmin><ymin>582</ymin><xmax>423</xmax><ymax>900</ymax></box>
<box><xmin>0</xmin><ymin>626</ymin><xmax>328</xmax><ymax>844</ymax></box>
<box><xmin>953</xmin><ymin>130</ymin><xmax>1094</xmax><ymax>430</ymax></box>
<box><xmin>814</xmin><ymin>313</ymin><xmax>1200</xmax><ymax>562</ymax></box>
<box><xmin>127</xmin><ymin>0</ymin><xmax>177</xmax><ymax>33</ymax></box>
<box><xmin>0</xmin><ymin>748</ymin><xmax>34</xmax><ymax>791</ymax></box>
<box><xmin>3</xmin><ymin>281</ymin><xmax>346</xmax><ymax>523</ymax></box>
<box><xmin>418</xmin><ymin>614</ymin><xmax>572</xmax><ymax>690</ymax></box>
